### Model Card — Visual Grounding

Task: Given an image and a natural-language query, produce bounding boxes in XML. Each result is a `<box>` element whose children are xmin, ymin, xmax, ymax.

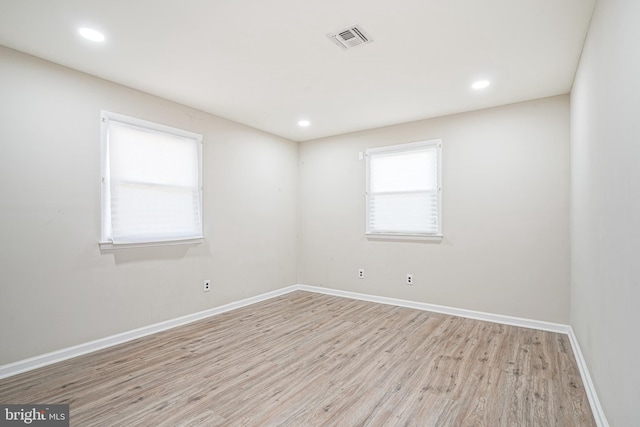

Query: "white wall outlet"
<box><xmin>358</xmin><ymin>269</ymin><xmax>365</xmax><ymax>279</ymax></box>
<box><xmin>406</xmin><ymin>274</ymin><xmax>413</xmax><ymax>285</ymax></box>
<box><xmin>203</xmin><ymin>280</ymin><xmax>211</xmax><ymax>292</ymax></box>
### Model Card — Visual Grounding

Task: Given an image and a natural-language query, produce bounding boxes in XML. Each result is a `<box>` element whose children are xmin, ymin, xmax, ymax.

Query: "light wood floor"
<box><xmin>0</xmin><ymin>291</ymin><xmax>596</xmax><ymax>426</ymax></box>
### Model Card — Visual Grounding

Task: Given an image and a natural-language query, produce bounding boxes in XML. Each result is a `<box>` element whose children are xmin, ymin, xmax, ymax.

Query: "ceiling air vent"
<box><xmin>328</xmin><ymin>24</ymin><xmax>372</xmax><ymax>50</ymax></box>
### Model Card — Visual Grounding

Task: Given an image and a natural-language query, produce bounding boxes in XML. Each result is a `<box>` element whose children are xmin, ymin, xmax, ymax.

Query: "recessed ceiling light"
<box><xmin>78</xmin><ymin>27</ymin><xmax>105</xmax><ymax>42</ymax></box>
<box><xmin>298</xmin><ymin>120</ymin><xmax>310</xmax><ymax>127</ymax></box>
<box><xmin>472</xmin><ymin>80</ymin><xmax>491</xmax><ymax>90</ymax></box>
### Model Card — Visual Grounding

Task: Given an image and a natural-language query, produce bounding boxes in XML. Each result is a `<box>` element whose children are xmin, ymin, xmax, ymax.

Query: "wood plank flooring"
<box><xmin>0</xmin><ymin>291</ymin><xmax>596</xmax><ymax>426</ymax></box>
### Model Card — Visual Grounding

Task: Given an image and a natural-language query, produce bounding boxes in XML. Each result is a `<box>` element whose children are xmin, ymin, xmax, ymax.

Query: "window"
<box><xmin>366</xmin><ymin>139</ymin><xmax>442</xmax><ymax>239</ymax></box>
<box><xmin>100</xmin><ymin>111</ymin><xmax>203</xmax><ymax>247</ymax></box>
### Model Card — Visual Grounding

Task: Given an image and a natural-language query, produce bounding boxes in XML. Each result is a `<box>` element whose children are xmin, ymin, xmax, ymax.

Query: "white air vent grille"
<box><xmin>328</xmin><ymin>24</ymin><xmax>372</xmax><ymax>49</ymax></box>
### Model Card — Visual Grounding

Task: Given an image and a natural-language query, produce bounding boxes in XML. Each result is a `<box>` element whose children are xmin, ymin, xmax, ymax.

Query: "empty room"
<box><xmin>0</xmin><ymin>0</ymin><xmax>637</xmax><ymax>425</ymax></box>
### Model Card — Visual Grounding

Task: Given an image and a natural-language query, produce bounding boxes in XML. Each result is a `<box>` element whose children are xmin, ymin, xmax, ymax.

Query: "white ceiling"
<box><xmin>0</xmin><ymin>0</ymin><xmax>594</xmax><ymax>142</ymax></box>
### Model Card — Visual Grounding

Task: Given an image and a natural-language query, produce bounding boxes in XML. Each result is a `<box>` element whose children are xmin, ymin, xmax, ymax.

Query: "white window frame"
<box><xmin>365</xmin><ymin>139</ymin><xmax>443</xmax><ymax>241</ymax></box>
<box><xmin>100</xmin><ymin>111</ymin><xmax>204</xmax><ymax>249</ymax></box>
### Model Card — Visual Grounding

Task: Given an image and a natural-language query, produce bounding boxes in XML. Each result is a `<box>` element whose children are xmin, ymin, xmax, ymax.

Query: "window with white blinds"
<box><xmin>100</xmin><ymin>111</ymin><xmax>203</xmax><ymax>246</ymax></box>
<box><xmin>366</xmin><ymin>140</ymin><xmax>442</xmax><ymax>238</ymax></box>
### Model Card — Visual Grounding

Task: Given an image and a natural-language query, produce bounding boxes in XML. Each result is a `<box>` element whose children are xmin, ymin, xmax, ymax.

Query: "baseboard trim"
<box><xmin>296</xmin><ymin>284</ymin><xmax>570</xmax><ymax>334</ymax></box>
<box><xmin>0</xmin><ymin>285</ymin><xmax>297</xmax><ymax>380</ymax></box>
<box><xmin>567</xmin><ymin>327</ymin><xmax>610</xmax><ymax>427</ymax></box>
<box><xmin>0</xmin><ymin>283</ymin><xmax>608</xmax><ymax>427</ymax></box>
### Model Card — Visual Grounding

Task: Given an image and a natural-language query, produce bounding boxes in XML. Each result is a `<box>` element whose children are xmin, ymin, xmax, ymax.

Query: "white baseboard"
<box><xmin>0</xmin><ymin>285</ymin><xmax>297</xmax><ymax>380</ymax></box>
<box><xmin>296</xmin><ymin>284</ymin><xmax>570</xmax><ymax>334</ymax></box>
<box><xmin>0</xmin><ymin>283</ymin><xmax>608</xmax><ymax>426</ymax></box>
<box><xmin>567</xmin><ymin>327</ymin><xmax>610</xmax><ymax>427</ymax></box>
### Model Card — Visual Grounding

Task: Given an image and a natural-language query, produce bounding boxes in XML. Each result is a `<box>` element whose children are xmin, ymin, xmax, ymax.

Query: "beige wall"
<box><xmin>298</xmin><ymin>96</ymin><xmax>570</xmax><ymax>323</ymax></box>
<box><xmin>0</xmin><ymin>46</ymin><xmax>298</xmax><ymax>365</ymax></box>
<box><xmin>0</xmin><ymin>44</ymin><xmax>573</xmax><ymax>367</ymax></box>
<box><xmin>570</xmin><ymin>0</ymin><xmax>640</xmax><ymax>424</ymax></box>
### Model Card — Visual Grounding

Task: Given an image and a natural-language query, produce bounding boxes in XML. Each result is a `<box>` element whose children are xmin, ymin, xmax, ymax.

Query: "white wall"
<box><xmin>571</xmin><ymin>0</ymin><xmax>640</xmax><ymax>424</ymax></box>
<box><xmin>298</xmin><ymin>96</ymin><xmax>570</xmax><ymax>323</ymax></box>
<box><xmin>0</xmin><ymin>46</ymin><xmax>298</xmax><ymax>365</ymax></box>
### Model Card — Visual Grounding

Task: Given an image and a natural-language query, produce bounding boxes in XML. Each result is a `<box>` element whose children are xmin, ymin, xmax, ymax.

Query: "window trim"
<box><xmin>365</xmin><ymin>139</ymin><xmax>443</xmax><ymax>241</ymax></box>
<box><xmin>98</xmin><ymin>237</ymin><xmax>203</xmax><ymax>251</ymax></box>
<box><xmin>99</xmin><ymin>111</ymin><xmax>204</xmax><ymax>248</ymax></box>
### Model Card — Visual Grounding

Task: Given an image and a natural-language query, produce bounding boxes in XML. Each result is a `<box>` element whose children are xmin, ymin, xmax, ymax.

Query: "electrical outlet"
<box><xmin>358</xmin><ymin>269</ymin><xmax>365</xmax><ymax>279</ymax></box>
<box><xmin>406</xmin><ymin>274</ymin><xmax>413</xmax><ymax>286</ymax></box>
<box><xmin>203</xmin><ymin>280</ymin><xmax>211</xmax><ymax>292</ymax></box>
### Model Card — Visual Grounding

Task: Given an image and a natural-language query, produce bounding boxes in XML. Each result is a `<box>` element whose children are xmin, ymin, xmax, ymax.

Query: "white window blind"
<box><xmin>366</xmin><ymin>140</ymin><xmax>442</xmax><ymax>237</ymax></box>
<box><xmin>101</xmin><ymin>112</ymin><xmax>203</xmax><ymax>246</ymax></box>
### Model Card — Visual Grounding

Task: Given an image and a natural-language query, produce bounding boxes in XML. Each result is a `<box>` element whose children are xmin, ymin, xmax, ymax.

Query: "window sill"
<box><xmin>99</xmin><ymin>237</ymin><xmax>204</xmax><ymax>250</ymax></box>
<box><xmin>365</xmin><ymin>233</ymin><xmax>443</xmax><ymax>243</ymax></box>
